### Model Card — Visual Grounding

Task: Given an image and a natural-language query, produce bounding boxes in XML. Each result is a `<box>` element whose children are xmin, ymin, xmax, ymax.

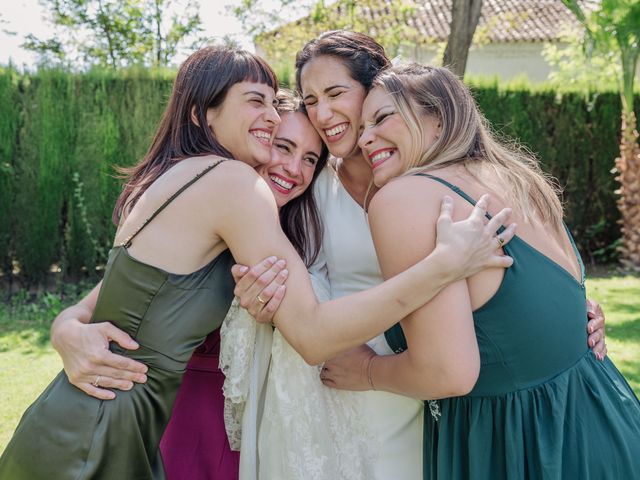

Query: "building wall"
<box><xmin>401</xmin><ymin>42</ymin><xmax>556</xmax><ymax>83</ymax></box>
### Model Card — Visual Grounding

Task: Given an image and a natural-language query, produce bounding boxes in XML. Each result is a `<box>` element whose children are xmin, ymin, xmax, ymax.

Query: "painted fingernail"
<box><xmin>275</xmin><ymin>259</ymin><xmax>286</xmax><ymax>268</ymax></box>
<box><xmin>238</xmin><ymin>265</ymin><xmax>248</xmax><ymax>274</ymax></box>
<box><xmin>280</xmin><ymin>269</ymin><xmax>289</xmax><ymax>278</ymax></box>
<box><xmin>267</xmin><ymin>256</ymin><xmax>277</xmax><ymax>263</ymax></box>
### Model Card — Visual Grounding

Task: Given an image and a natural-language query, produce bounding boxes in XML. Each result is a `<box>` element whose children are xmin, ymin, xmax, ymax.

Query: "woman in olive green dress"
<box><xmin>0</xmin><ymin>47</ymin><xmax>516</xmax><ymax>479</ymax></box>
<box><xmin>321</xmin><ymin>63</ymin><xmax>640</xmax><ymax>479</ymax></box>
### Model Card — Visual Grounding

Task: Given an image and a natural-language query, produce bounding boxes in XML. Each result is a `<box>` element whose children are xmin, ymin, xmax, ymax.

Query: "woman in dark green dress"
<box><xmin>322</xmin><ymin>63</ymin><xmax>640</xmax><ymax>479</ymax></box>
<box><xmin>0</xmin><ymin>48</ymin><xmax>517</xmax><ymax>479</ymax></box>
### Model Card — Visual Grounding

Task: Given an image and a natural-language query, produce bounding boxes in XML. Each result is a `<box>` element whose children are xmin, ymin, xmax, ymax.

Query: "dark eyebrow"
<box><xmin>305</xmin><ymin>150</ymin><xmax>320</xmax><ymax>160</ymax></box>
<box><xmin>274</xmin><ymin>136</ymin><xmax>296</xmax><ymax>148</ymax></box>
<box><xmin>325</xmin><ymin>84</ymin><xmax>350</xmax><ymax>93</ymax></box>
<box><xmin>243</xmin><ymin>91</ymin><xmax>265</xmax><ymax>99</ymax></box>
<box><xmin>303</xmin><ymin>84</ymin><xmax>350</xmax><ymax>102</ymax></box>
<box><xmin>372</xmin><ymin>105</ymin><xmax>394</xmax><ymax>119</ymax></box>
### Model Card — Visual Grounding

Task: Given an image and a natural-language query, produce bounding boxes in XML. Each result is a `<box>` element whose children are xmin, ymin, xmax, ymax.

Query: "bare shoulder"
<box><xmin>369</xmin><ymin>174</ymin><xmax>453</xmax><ymax>221</ymax></box>
<box><xmin>196</xmin><ymin>157</ymin><xmax>271</xmax><ymax>201</ymax></box>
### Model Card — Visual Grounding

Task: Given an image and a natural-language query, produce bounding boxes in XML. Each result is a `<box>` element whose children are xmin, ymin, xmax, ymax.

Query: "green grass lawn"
<box><xmin>0</xmin><ymin>275</ymin><xmax>639</xmax><ymax>454</ymax></box>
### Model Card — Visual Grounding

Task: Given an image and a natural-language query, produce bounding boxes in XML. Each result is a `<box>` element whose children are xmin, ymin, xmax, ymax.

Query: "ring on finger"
<box><xmin>257</xmin><ymin>294</ymin><xmax>267</xmax><ymax>305</ymax></box>
<box><xmin>496</xmin><ymin>236</ymin><xmax>505</xmax><ymax>248</ymax></box>
<box><xmin>92</xmin><ymin>375</ymin><xmax>102</xmax><ymax>387</ymax></box>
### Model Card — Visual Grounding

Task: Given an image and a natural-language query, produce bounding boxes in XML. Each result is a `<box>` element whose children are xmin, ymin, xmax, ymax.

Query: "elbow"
<box><xmin>286</xmin><ymin>334</ymin><xmax>326</xmax><ymax>366</ymax></box>
<box><xmin>418</xmin><ymin>360</ymin><xmax>480</xmax><ymax>400</ymax></box>
<box><xmin>446</xmin><ymin>365</ymin><xmax>480</xmax><ymax>397</ymax></box>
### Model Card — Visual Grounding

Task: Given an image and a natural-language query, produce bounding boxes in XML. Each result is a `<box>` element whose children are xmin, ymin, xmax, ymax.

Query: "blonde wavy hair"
<box><xmin>371</xmin><ymin>63</ymin><xmax>564</xmax><ymax>229</ymax></box>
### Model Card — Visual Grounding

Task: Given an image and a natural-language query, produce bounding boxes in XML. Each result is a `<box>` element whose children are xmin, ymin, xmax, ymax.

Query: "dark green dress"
<box><xmin>386</xmin><ymin>174</ymin><xmax>640</xmax><ymax>480</ymax></box>
<box><xmin>0</xmin><ymin>161</ymin><xmax>236</xmax><ymax>479</ymax></box>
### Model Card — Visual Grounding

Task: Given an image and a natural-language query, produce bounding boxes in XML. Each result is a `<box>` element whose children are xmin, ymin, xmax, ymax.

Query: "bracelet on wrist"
<box><xmin>367</xmin><ymin>355</ymin><xmax>377</xmax><ymax>390</ymax></box>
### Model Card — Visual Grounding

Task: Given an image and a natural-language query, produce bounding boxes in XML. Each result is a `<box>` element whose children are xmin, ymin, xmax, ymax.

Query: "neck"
<box><xmin>338</xmin><ymin>152</ymin><xmax>373</xmax><ymax>187</ymax></box>
<box><xmin>337</xmin><ymin>152</ymin><xmax>378</xmax><ymax>209</ymax></box>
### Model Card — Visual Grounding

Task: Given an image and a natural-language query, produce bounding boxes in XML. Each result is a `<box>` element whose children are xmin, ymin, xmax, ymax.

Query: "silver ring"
<box><xmin>257</xmin><ymin>294</ymin><xmax>267</xmax><ymax>304</ymax></box>
<box><xmin>92</xmin><ymin>375</ymin><xmax>102</xmax><ymax>387</ymax></box>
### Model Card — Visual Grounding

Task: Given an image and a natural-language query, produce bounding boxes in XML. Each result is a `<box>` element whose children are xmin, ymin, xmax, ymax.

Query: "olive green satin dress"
<box><xmin>386</xmin><ymin>174</ymin><xmax>640</xmax><ymax>479</ymax></box>
<box><xmin>0</xmin><ymin>161</ymin><xmax>236</xmax><ymax>479</ymax></box>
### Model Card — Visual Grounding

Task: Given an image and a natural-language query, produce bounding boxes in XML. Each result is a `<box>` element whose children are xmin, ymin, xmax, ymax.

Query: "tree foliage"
<box><xmin>563</xmin><ymin>0</ymin><xmax>640</xmax><ymax>271</ymax></box>
<box><xmin>25</xmin><ymin>0</ymin><xmax>204</xmax><ymax>69</ymax></box>
<box><xmin>232</xmin><ymin>0</ymin><xmax>419</xmax><ymax>81</ymax></box>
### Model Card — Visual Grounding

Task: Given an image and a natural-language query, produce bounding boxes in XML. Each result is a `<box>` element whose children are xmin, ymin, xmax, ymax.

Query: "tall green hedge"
<box><xmin>0</xmin><ymin>68</ymin><xmax>630</xmax><ymax>283</ymax></box>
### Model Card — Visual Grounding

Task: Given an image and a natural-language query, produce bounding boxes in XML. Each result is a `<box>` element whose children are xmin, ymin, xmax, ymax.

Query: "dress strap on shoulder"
<box><xmin>121</xmin><ymin>159</ymin><xmax>224</xmax><ymax>248</ymax></box>
<box><xmin>413</xmin><ymin>173</ymin><xmax>505</xmax><ymax>233</ymax></box>
<box><xmin>562</xmin><ymin>222</ymin><xmax>586</xmax><ymax>284</ymax></box>
<box><xmin>413</xmin><ymin>173</ymin><xmax>479</xmax><ymax>209</ymax></box>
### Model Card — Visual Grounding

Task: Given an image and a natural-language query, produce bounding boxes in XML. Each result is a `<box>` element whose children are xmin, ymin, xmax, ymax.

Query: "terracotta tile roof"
<box><xmin>271</xmin><ymin>0</ymin><xmax>598</xmax><ymax>44</ymax></box>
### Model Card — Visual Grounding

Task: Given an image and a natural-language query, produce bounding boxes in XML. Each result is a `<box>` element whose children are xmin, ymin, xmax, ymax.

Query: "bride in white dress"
<box><xmin>225</xmin><ymin>31</ymin><xmax>423</xmax><ymax>479</ymax></box>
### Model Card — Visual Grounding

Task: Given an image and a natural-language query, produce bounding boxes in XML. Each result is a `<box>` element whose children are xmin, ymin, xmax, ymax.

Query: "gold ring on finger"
<box><xmin>496</xmin><ymin>236</ymin><xmax>505</xmax><ymax>248</ymax></box>
<box><xmin>257</xmin><ymin>294</ymin><xmax>267</xmax><ymax>304</ymax></box>
<box><xmin>92</xmin><ymin>375</ymin><xmax>102</xmax><ymax>387</ymax></box>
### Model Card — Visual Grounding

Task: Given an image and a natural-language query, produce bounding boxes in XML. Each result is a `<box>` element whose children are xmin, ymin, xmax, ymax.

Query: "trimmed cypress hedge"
<box><xmin>0</xmin><ymin>68</ymin><xmax>629</xmax><ymax>283</ymax></box>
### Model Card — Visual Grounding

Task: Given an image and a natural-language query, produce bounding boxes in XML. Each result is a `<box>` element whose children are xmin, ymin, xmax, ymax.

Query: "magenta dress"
<box><xmin>160</xmin><ymin>329</ymin><xmax>240</xmax><ymax>480</ymax></box>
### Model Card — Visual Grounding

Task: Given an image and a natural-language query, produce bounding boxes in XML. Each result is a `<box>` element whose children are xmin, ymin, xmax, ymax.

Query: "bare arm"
<box><xmin>322</xmin><ymin>177</ymin><xmax>489</xmax><ymax>398</ymax></box>
<box><xmin>51</xmin><ymin>281</ymin><xmax>148</xmax><ymax>400</ymax></box>
<box><xmin>215</xmin><ymin>162</ymin><xmax>513</xmax><ymax>365</ymax></box>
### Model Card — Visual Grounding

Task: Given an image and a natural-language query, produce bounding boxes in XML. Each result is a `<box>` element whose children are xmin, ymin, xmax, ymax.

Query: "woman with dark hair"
<box><xmin>0</xmin><ymin>45</ymin><xmax>514</xmax><ymax>479</ymax></box>
<box><xmin>41</xmin><ymin>88</ymin><xmax>328</xmax><ymax>480</ymax></box>
<box><xmin>233</xmin><ymin>30</ymin><xmax>609</xmax><ymax>479</ymax></box>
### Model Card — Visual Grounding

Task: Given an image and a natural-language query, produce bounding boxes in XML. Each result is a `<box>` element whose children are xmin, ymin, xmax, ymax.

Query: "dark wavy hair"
<box><xmin>113</xmin><ymin>46</ymin><xmax>278</xmax><ymax>223</ymax></box>
<box><xmin>294</xmin><ymin>30</ymin><xmax>391</xmax><ymax>96</ymax></box>
<box><xmin>276</xmin><ymin>89</ymin><xmax>328</xmax><ymax>267</ymax></box>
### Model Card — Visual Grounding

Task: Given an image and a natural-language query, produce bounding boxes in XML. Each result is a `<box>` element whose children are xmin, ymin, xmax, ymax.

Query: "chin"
<box><xmin>373</xmin><ymin>175</ymin><xmax>388</xmax><ymax>188</ymax></box>
<box><xmin>328</xmin><ymin>138</ymin><xmax>357</xmax><ymax>160</ymax></box>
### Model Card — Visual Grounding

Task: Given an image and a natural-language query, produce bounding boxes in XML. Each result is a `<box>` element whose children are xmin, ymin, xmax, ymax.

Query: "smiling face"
<box><xmin>207</xmin><ymin>81</ymin><xmax>280</xmax><ymax>167</ymax></box>
<box><xmin>359</xmin><ymin>86</ymin><xmax>440</xmax><ymax>187</ymax></box>
<box><xmin>299</xmin><ymin>55</ymin><xmax>366</xmax><ymax>160</ymax></box>
<box><xmin>256</xmin><ymin>111</ymin><xmax>323</xmax><ymax>208</ymax></box>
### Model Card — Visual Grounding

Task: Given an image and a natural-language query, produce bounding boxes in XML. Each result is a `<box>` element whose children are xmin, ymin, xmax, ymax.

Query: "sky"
<box><xmin>0</xmin><ymin>0</ymin><xmax>261</xmax><ymax>68</ymax></box>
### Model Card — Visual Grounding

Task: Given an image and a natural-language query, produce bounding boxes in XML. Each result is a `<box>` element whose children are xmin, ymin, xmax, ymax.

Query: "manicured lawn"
<box><xmin>0</xmin><ymin>275</ymin><xmax>639</xmax><ymax>453</ymax></box>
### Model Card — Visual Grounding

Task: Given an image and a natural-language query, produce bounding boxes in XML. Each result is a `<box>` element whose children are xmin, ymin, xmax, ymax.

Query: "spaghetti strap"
<box><xmin>413</xmin><ymin>173</ymin><xmax>505</xmax><ymax>233</ymax></box>
<box><xmin>562</xmin><ymin>222</ymin><xmax>586</xmax><ymax>284</ymax></box>
<box><xmin>121</xmin><ymin>159</ymin><xmax>224</xmax><ymax>248</ymax></box>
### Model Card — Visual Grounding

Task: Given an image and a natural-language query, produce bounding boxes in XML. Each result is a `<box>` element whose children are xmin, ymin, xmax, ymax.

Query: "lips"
<box><xmin>268</xmin><ymin>173</ymin><xmax>298</xmax><ymax>195</ymax></box>
<box><xmin>368</xmin><ymin>148</ymin><xmax>396</xmax><ymax>170</ymax></box>
<box><xmin>323</xmin><ymin>123</ymin><xmax>349</xmax><ymax>143</ymax></box>
<box><xmin>250</xmin><ymin>128</ymin><xmax>272</xmax><ymax>146</ymax></box>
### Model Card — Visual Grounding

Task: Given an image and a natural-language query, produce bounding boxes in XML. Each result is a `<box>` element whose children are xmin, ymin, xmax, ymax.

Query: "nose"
<box><xmin>283</xmin><ymin>154</ymin><xmax>302</xmax><ymax>178</ymax></box>
<box><xmin>265</xmin><ymin>104</ymin><xmax>281</xmax><ymax>127</ymax></box>
<box><xmin>358</xmin><ymin>127</ymin><xmax>374</xmax><ymax>151</ymax></box>
<box><xmin>316</xmin><ymin>98</ymin><xmax>333</xmax><ymax>124</ymax></box>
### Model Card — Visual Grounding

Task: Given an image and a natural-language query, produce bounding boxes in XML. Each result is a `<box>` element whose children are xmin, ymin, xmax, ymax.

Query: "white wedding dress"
<box><xmin>220</xmin><ymin>165</ymin><xmax>422</xmax><ymax>480</ymax></box>
<box><xmin>313</xmin><ymin>166</ymin><xmax>423</xmax><ymax>480</ymax></box>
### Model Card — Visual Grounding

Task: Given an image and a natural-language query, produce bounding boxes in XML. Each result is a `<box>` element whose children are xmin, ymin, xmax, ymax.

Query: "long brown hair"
<box><xmin>276</xmin><ymin>89</ymin><xmax>328</xmax><ymax>267</ymax></box>
<box><xmin>113</xmin><ymin>46</ymin><xmax>278</xmax><ymax>224</ymax></box>
<box><xmin>373</xmin><ymin>63</ymin><xmax>564</xmax><ymax>230</ymax></box>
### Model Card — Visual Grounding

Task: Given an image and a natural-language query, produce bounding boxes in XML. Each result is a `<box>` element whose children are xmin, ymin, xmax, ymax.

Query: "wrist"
<box><xmin>51</xmin><ymin>315</ymin><xmax>83</xmax><ymax>351</ymax></box>
<box><xmin>425</xmin><ymin>245</ymin><xmax>459</xmax><ymax>286</ymax></box>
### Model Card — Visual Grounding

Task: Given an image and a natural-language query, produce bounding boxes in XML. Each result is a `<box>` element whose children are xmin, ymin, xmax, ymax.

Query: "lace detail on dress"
<box><xmin>220</xmin><ymin>274</ymin><xmax>377</xmax><ymax>479</ymax></box>
<box><xmin>258</xmin><ymin>329</ymin><xmax>376</xmax><ymax>480</ymax></box>
<box><xmin>219</xmin><ymin>297</ymin><xmax>256</xmax><ymax>450</ymax></box>
<box><xmin>427</xmin><ymin>400</ymin><xmax>441</xmax><ymax>421</ymax></box>
<box><xmin>257</xmin><ymin>273</ymin><xmax>376</xmax><ymax>480</ymax></box>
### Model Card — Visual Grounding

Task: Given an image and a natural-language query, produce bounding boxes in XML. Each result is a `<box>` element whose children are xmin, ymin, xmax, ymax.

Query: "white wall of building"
<box><xmin>401</xmin><ymin>42</ymin><xmax>555</xmax><ymax>83</ymax></box>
